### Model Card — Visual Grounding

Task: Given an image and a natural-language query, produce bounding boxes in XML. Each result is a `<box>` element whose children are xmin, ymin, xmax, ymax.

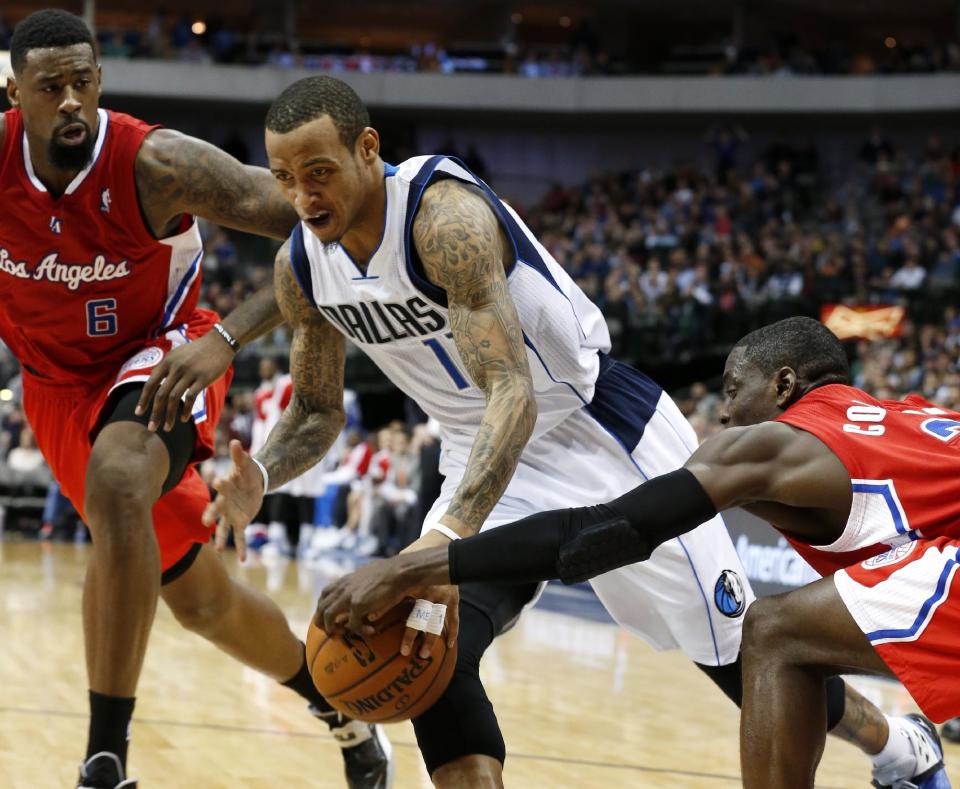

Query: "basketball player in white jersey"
<box><xmin>202</xmin><ymin>77</ymin><xmax>857</xmax><ymax>787</ymax></box>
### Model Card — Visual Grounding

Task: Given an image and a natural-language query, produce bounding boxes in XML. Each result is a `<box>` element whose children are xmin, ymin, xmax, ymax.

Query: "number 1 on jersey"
<box><xmin>86</xmin><ymin>298</ymin><xmax>118</xmax><ymax>337</ymax></box>
<box><xmin>423</xmin><ymin>334</ymin><xmax>469</xmax><ymax>390</ymax></box>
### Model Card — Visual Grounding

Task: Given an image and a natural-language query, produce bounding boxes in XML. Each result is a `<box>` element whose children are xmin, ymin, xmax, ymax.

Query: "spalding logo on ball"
<box><xmin>306</xmin><ymin>598</ymin><xmax>457</xmax><ymax>723</ymax></box>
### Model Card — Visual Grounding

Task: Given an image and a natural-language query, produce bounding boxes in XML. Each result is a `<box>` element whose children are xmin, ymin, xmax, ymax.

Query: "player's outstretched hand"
<box><xmin>202</xmin><ymin>439</ymin><xmax>265</xmax><ymax>561</ymax></box>
<box><xmin>135</xmin><ymin>330</ymin><xmax>236</xmax><ymax>432</ymax></box>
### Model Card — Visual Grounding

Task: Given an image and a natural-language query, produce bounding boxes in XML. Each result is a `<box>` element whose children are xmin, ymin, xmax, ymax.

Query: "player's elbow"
<box><xmin>322</xmin><ymin>406</ymin><xmax>348</xmax><ymax>433</ymax></box>
<box><xmin>506</xmin><ymin>377</ymin><xmax>537</xmax><ymax>437</ymax></box>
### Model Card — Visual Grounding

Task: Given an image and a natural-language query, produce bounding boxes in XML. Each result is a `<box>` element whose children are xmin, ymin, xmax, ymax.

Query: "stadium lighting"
<box><xmin>0</xmin><ymin>389</ymin><xmax>12</xmax><ymax>402</ymax></box>
<box><xmin>884</xmin><ymin>36</ymin><xmax>897</xmax><ymax>48</ymax></box>
<box><xmin>192</xmin><ymin>20</ymin><xmax>207</xmax><ymax>35</ymax></box>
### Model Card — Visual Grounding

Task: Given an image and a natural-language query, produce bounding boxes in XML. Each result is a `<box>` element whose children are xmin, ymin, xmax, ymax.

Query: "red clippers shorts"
<box><xmin>834</xmin><ymin>535</ymin><xmax>960</xmax><ymax>723</ymax></box>
<box><xmin>21</xmin><ymin>309</ymin><xmax>232</xmax><ymax>574</ymax></box>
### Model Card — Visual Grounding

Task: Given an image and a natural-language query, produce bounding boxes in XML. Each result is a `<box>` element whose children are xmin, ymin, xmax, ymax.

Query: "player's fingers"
<box><xmin>400</xmin><ymin>626</ymin><xmax>421</xmax><ymax>657</ymax></box>
<box><xmin>321</xmin><ymin>597</ymin><xmax>345</xmax><ymax>634</ymax></box>
<box><xmin>234</xmin><ymin>519</ymin><xmax>247</xmax><ymax>561</ymax></box>
<box><xmin>228</xmin><ymin>439</ymin><xmax>248</xmax><ymax>469</ymax></box>
<box><xmin>163</xmin><ymin>376</ymin><xmax>193</xmax><ymax>431</ymax></box>
<box><xmin>135</xmin><ymin>363</ymin><xmax>168</xmax><ymax>417</ymax></box>
<box><xmin>418</xmin><ymin>632</ymin><xmax>442</xmax><ymax>660</ymax></box>
<box><xmin>180</xmin><ymin>379</ymin><xmax>202</xmax><ymax>422</ymax></box>
<box><xmin>215</xmin><ymin>517</ymin><xmax>229</xmax><ymax>553</ymax></box>
<box><xmin>201</xmin><ymin>498</ymin><xmax>220</xmax><ymax>528</ymax></box>
<box><xmin>347</xmin><ymin>607</ymin><xmax>369</xmax><ymax>634</ymax></box>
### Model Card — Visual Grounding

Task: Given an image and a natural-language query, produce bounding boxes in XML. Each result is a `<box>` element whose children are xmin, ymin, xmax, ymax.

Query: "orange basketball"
<box><xmin>306</xmin><ymin>598</ymin><xmax>457</xmax><ymax>723</ymax></box>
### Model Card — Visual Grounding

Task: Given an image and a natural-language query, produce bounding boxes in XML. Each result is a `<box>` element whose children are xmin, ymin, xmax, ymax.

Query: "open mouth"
<box><xmin>58</xmin><ymin>122</ymin><xmax>89</xmax><ymax>146</ymax></box>
<box><xmin>305</xmin><ymin>211</ymin><xmax>333</xmax><ymax>230</ymax></box>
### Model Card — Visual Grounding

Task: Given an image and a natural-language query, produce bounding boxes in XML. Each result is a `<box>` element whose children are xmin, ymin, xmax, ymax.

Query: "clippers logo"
<box><xmin>49</xmin><ymin>216</ymin><xmax>62</xmax><ymax>235</ymax></box>
<box><xmin>100</xmin><ymin>188</ymin><xmax>111</xmax><ymax>214</ymax></box>
<box><xmin>118</xmin><ymin>347</ymin><xmax>163</xmax><ymax>375</ymax></box>
<box><xmin>862</xmin><ymin>541</ymin><xmax>916</xmax><ymax>569</ymax></box>
<box><xmin>714</xmin><ymin>569</ymin><xmax>746</xmax><ymax>618</ymax></box>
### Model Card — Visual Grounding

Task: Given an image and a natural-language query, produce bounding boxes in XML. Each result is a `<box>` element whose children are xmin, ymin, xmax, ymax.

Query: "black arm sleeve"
<box><xmin>448</xmin><ymin>468</ymin><xmax>718</xmax><ymax>585</ymax></box>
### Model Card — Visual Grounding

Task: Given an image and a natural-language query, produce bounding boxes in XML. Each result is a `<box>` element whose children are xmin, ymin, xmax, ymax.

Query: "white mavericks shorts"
<box><xmin>423</xmin><ymin>363</ymin><xmax>754</xmax><ymax>667</ymax></box>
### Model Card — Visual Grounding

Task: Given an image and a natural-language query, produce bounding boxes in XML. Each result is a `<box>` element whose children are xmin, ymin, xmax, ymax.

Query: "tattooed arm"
<box><xmin>135</xmin><ymin>129</ymin><xmax>299</xmax><ymax>240</ymax></box>
<box><xmin>412</xmin><ymin>179</ymin><xmax>537</xmax><ymax>538</ymax></box>
<box><xmin>258</xmin><ymin>243</ymin><xmax>347</xmax><ymax>488</ymax></box>
<box><xmin>202</xmin><ymin>242</ymin><xmax>346</xmax><ymax>557</ymax></box>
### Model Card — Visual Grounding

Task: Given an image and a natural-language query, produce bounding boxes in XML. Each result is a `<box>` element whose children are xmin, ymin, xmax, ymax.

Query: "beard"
<box><xmin>48</xmin><ymin>120</ymin><xmax>95</xmax><ymax>171</ymax></box>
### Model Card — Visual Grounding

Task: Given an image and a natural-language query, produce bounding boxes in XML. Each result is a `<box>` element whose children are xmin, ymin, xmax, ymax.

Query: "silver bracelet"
<box><xmin>251</xmin><ymin>456</ymin><xmax>270</xmax><ymax>494</ymax></box>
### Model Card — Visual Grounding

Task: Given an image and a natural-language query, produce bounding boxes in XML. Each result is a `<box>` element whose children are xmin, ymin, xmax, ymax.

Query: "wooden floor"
<box><xmin>1</xmin><ymin>540</ymin><xmax>957</xmax><ymax>788</ymax></box>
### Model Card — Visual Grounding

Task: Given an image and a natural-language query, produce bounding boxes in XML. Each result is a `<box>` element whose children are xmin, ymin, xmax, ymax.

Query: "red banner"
<box><xmin>821</xmin><ymin>304</ymin><xmax>906</xmax><ymax>340</ymax></box>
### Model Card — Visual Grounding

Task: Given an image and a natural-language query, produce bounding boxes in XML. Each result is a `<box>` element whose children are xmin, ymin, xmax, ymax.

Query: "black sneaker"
<box><xmin>310</xmin><ymin>706</ymin><xmax>394</xmax><ymax>789</ymax></box>
<box><xmin>77</xmin><ymin>752</ymin><xmax>137</xmax><ymax>788</ymax></box>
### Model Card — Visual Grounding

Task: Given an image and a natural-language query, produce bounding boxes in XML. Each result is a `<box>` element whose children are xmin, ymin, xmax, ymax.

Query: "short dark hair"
<box><xmin>265</xmin><ymin>76</ymin><xmax>370</xmax><ymax>149</ymax></box>
<box><xmin>733</xmin><ymin>316</ymin><xmax>850</xmax><ymax>390</ymax></box>
<box><xmin>10</xmin><ymin>9</ymin><xmax>97</xmax><ymax>75</ymax></box>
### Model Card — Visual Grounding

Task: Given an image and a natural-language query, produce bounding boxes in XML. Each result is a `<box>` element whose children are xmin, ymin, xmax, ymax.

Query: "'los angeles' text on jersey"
<box><xmin>0</xmin><ymin>247</ymin><xmax>132</xmax><ymax>291</ymax></box>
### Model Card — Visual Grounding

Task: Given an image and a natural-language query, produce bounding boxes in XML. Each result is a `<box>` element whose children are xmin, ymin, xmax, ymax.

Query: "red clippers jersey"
<box><xmin>775</xmin><ymin>384</ymin><xmax>960</xmax><ymax>575</ymax></box>
<box><xmin>0</xmin><ymin>108</ymin><xmax>203</xmax><ymax>386</ymax></box>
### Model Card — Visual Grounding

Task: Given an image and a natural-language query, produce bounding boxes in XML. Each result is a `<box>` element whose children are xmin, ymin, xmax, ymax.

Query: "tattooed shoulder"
<box><xmin>411</xmin><ymin>179</ymin><xmax>513</xmax><ymax>299</ymax></box>
<box><xmin>274</xmin><ymin>239</ymin><xmax>315</xmax><ymax>325</ymax></box>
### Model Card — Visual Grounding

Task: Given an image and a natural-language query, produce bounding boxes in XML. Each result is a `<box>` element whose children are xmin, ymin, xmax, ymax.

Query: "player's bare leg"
<box><xmin>161</xmin><ymin>543</ymin><xmax>304</xmax><ymax>679</ymax></box>
<box><xmin>740</xmin><ymin>576</ymin><xmax>945</xmax><ymax>789</ymax></box>
<box><xmin>432</xmin><ymin>755</ymin><xmax>503</xmax><ymax>789</ymax></box>
<box><xmin>81</xmin><ymin>422</ymin><xmax>169</xmax><ymax>783</ymax></box>
<box><xmin>84</xmin><ymin>423</ymin><xmax>168</xmax><ymax>694</ymax></box>
<box><xmin>161</xmin><ymin>542</ymin><xmax>393</xmax><ymax>787</ymax></box>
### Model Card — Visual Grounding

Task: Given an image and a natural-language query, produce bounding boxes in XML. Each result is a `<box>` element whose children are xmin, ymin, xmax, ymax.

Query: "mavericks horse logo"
<box><xmin>714</xmin><ymin>569</ymin><xmax>746</xmax><ymax>618</ymax></box>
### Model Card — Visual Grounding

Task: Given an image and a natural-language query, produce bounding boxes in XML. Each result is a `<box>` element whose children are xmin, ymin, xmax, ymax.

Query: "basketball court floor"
<box><xmin>1</xmin><ymin>540</ymin><xmax>957</xmax><ymax>788</ymax></box>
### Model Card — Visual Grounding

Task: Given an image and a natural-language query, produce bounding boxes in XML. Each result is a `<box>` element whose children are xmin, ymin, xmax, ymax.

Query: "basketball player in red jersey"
<box><xmin>1</xmin><ymin>10</ymin><xmax>390</xmax><ymax>788</ymax></box>
<box><xmin>317</xmin><ymin>317</ymin><xmax>955</xmax><ymax>789</ymax></box>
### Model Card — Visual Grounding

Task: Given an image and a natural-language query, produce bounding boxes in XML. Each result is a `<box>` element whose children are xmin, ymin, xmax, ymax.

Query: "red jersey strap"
<box><xmin>102</xmin><ymin>111</ymin><xmax>162</xmax><ymax>246</ymax></box>
<box><xmin>775</xmin><ymin>384</ymin><xmax>869</xmax><ymax>480</ymax></box>
<box><xmin>1</xmin><ymin>110</ymin><xmax>23</xmax><ymax>182</ymax></box>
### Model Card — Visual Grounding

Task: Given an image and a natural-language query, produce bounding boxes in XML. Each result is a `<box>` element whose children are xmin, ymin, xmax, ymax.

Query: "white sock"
<box><xmin>871</xmin><ymin>715</ymin><xmax>914</xmax><ymax>771</ymax></box>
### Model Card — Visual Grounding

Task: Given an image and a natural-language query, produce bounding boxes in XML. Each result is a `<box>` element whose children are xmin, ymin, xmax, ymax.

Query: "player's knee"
<box><xmin>413</xmin><ymin>614</ymin><xmax>505</xmax><ymax>774</ymax></box>
<box><xmin>170</xmin><ymin>600</ymin><xmax>226</xmax><ymax>638</ymax></box>
<box><xmin>169</xmin><ymin>594</ymin><xmax>231</xmax><ymax>638</ymax></box>
<box><xmin>85</xmin><ymin>455</ymin><xmax>153</xmax><ymax>521</ymax></box>
<box><xmin>742</xmin><ymin>595</ymin><xmax>789</xmax><ymax>664</ymax></box>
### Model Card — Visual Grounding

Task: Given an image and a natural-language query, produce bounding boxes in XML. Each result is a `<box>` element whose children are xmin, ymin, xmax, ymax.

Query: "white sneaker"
<box><xmin>872</xmin><ymin>714</ymin><xmax>950</xmax><ymax>789</ymax></box>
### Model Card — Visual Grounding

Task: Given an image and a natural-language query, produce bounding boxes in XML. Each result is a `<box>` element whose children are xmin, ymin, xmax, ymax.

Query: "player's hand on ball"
<box><xmin>315</xmin><ymin>558</ymin><xmax>411</xmax><ymax>636</ymax></box>
<box><xmin>135</xmin><ymin>330</ymin><xmax>236</xmax><ymax>432</ymax></box>
<box><xmin>202</xmin><ymin>439</ymin><xmax>265</xmax><ymax>561</ymax></box>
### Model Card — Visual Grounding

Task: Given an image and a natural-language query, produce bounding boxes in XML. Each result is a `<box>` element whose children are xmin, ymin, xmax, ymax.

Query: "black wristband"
<box><xmin>212</xmin><ymin>322</ymin><xmax>240</xmax><ymax>352</ymax></box>
<box><xmin>447</xmin><ymin>468</ymin><xmax>718</xmax><ymax>587</ymax></box>
<box><xmin>558</xmin><ymin>468</ymin><xmax>718</xmax><ymax>584</ymax></box>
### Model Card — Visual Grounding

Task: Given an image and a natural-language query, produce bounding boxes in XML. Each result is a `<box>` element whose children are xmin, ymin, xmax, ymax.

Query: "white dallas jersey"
<box><xmin>290</xmin><ymin>157</ymin><xmax>750</xmax><ymax>667</ymax></box>
<box><xmin>289</xmin><ymin>155</ymin><xmax>625</xmax><ymax>452</ymax></box>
